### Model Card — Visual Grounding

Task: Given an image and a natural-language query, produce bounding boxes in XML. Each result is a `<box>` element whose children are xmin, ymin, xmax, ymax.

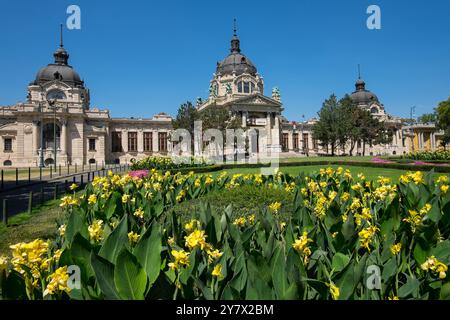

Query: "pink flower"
<box><xmin>128</xmin><ymin>170</ymin><xmax>149</xmax><ymax>178</ymax></box>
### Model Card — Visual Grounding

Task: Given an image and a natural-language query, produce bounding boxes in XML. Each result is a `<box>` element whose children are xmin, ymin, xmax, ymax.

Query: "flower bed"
<box><xmin>130</xmin><ymin>156</ymin><xmax>213</xmax><ymax>171</ymax></box>
<box><xmin>404</xmin><ymin>150</ymin><xmax>450</xmax><ymax>162</ymax></box>
<box><xmin>1</xmin><ymin>168</ymin><xmax>450</xmax><ymax>300</ymax></box>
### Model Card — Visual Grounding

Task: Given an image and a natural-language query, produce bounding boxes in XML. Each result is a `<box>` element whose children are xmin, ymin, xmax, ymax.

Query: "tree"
<box><xmin>198</xmin><ymin>103</ymin><xmax>241</xmax><ymax>132</ymax></box>
<box><xmin>172</xmin><ymin>101</ymin><xmax>199</xmax><ymax>151</ymax></box>
<box><xmin>339</xmin><ymin>96</ymin><xmax>367</xmax><ymax>156</ymax></box>
<box><xmin>436</xmin><ymin>97</ymin><xmax>450</xmax><ymax>147</ymax></box>
<box><xmin>312</xmin><ymin>95</ymin><xmax>340</xmax><ymax>156</ymax></box>
<box><xmin>418</xmin><ymin>113</ymin><xmax>437</xmax><ymax>124</ymax></box>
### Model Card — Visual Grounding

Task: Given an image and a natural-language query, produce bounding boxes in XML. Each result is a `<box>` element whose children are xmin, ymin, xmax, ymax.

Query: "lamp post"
<box><xmin>38</xmin><ymin>91</ymin><xmax>45</xmax><ymax>168</ymax></box>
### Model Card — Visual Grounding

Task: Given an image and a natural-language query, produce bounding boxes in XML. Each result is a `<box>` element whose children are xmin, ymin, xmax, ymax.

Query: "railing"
<box><xmin>0</xmin><ymin>163</ymin><xmax>130</xmax><ymax>224</ymax></box>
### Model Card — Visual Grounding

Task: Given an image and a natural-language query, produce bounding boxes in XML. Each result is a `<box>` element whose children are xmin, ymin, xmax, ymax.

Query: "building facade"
<box><xmin>0</xmin><ymin>27</ymin><xmax>445</xmax><ymax>167</ymax></box>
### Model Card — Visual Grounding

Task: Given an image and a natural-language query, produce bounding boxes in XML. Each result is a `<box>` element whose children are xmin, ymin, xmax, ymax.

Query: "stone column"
<box><xmin>242</xmin><ymin>111</ymin><xmax>247</xmax><ymax>127</ymax></box>
<box><xmin>61</xmin><ymin>120</ymin><xmax>67</xmax><ymax>154</ymax></box>
<box><xmin>137</xmin><ymin>129</ymin><xmax>144</xmax><ymax>153</ymax></box>
<box><xmin>122</xmin><ymin>130</ymin><xmax>128</xmax><ymax>152</ymax></box>
<box><xmin>32</xmin><ymin>121</ymin><xmax>39</xmax><ymax>155</ymax></box>
<box><xmin>266</xmin><ymin>112</ymin><xmax>272</xmax><ymax>146</ymax></box>
<box><xmin>153</xmin><ymin>130</ymin><xmax>159</xmax><ymax>153</ymax></box>
<box><xmin>288</xmin><ymin>131</ymin><xmax>293</xmax><ymax>151</ymax></box>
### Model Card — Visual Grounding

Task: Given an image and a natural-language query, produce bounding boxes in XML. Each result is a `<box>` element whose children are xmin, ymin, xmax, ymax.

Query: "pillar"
<box><xmin>61</xmin><ymin>120</ymin><xmax>67</xmax><ymax>154</ymax></box>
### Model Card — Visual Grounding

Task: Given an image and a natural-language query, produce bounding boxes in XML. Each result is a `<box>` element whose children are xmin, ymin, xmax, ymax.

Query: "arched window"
<box><xmin>3</xmin><ymin>160</ymin><xmax>12</xmax><ymax>166</ymax></box>
<box><xmin>237</xmin><ymin>81</ymin><xmax>256</xmax><ymax>94</ymax></box>
<box><xmin>43</xmin><ymin>123</ymin><xmax>61</xmax><ymax>149</ymax></box>
<box><xmin>44</xmin><ymin>158</ymin><xmax>54</xmax><ymax>166</ymax></box>
<box><xmin>88</xmin><ymin>158</ymin><xmax>96</xmax><ymax>164</ymax></box>
<box><xmin>46</xmin><ymin>89</ymin><xmax>66</xmax><ymax>100</ymax></box>
<box><xmin>370</xmin><ymin>107</ymin><xmax>378</xmax><ymax>114</ymax></box>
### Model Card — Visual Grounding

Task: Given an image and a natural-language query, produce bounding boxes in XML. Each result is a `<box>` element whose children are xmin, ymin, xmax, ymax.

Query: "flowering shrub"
<box><xmin>130</xmin><ymin>156</ymin><xmax>213</xmax><ymax>171</ymax></box>
<box><xmin>405</xmin><ymin>150</ymin><xmax>450</xmax><ymax>161</ymax></box>
<box><xmin>1</xmin><ymin>168</ymin><xmax>450</xmax><ymax>300</ymax></box>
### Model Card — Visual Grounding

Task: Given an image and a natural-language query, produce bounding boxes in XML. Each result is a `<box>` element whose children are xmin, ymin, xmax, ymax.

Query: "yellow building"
<box><xmin>403</xmin><ymin>124</ymin><xmax>447</xmax><ymax>153</ymax></box>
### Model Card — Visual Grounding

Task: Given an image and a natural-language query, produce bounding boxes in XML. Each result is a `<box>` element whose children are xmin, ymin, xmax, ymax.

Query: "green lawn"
<box><xmin>0</xmin><ymin>199</ymin><xmax>65</xmax><ymax>256</ymax></box>
<box><xmin>278</xmin><ymin>156</ymin><xmax>374</xmax><ymax>163</ymax></box>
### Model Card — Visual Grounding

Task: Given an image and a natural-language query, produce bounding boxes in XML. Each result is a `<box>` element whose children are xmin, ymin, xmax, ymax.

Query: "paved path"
<box><xmin>0</xmin><ymin>165</ymin><xmax>129</xmax><ymax>220</ymax></box>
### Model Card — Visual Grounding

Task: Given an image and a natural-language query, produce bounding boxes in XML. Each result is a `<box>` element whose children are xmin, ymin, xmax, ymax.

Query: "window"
<box><xmin>144</xmin><ymin>132</ymin><xmax>153</xmax><ymax>152</ymax></box>
<box><xmin>158</xmin><ymin>132</ymin><xmax>168</xmax><ymax>153</ymax></box>
<box><xmin>4</xmin><ymin>138</ymin><xmax>12</xmax><ymax>152</ymax></box>
<box><xmin>88</xmin><ymin>138</ymin><xmax>96</xmax><ymax>151</ymax></box>
<box><xmin>128</xmin><ymin>132</ymin><xmax>137</xmax><ymax>152</ymax></box>
<box><xmin>46</xmin><ymin>89</ymin><xmax>66</xmax><ymax>100</ymax></box>
<box><xmin>237</xmin><ymin>81</ymin><xmax>256</xmax><ymax>94</ymax></box>
<box><xmin>282</xmin><ymin>133</ymin><xmax>289</xmax><ymax>152</ymax></box>
<box><xmin>112</xmin><ymin>132</ymin><xmax>122</xmax><ymax>152</ymax></box>
<box><xmin>302</xmin><ymin>133</ymin><xmax>308</xmax><ymax>150</ymax></box>
<box><xmin>3</xmin><ymin>160</ymin><xmax>12</xmax><ymax>166</ymax></box>
<box><xmin>43</xmin><ymin>123</ymin><xmax>60</xmax><ymax>149</ymax></box>
<box><xmin>293</xmin><ymin>133</ymin><xmax>299</xmax><ymax>150</ymax></box>
<box><xmin>88</xmin><ymin>158</ymin><xmax>96</xmax><ymax>164</ymax></box>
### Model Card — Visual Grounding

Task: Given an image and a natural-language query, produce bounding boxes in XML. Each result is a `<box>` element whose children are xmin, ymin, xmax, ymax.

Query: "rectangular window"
<box><xmin>112</xmin><ymin>132</ymin><xmax>122</xmax><ymax>152</ymax></box>
<box><xmin>243</xmin><ymin>82</ymin><xmax>250</xmax><ymax>93</ymax></box>
<box><xmin>293</xmin><ymin>133</ymin><xmax>299</xmax><ymax>149</ymax></box>
<box><xmin>144</xmin><ymin>132</ymin><xmax>153</xmax><ymax>152</ymax></box>
<box><xmin>158</xmin><ymin>132</ymin><xmax>168</xmax><ymax>153</ymax></box>
<box><xmin>128</xmin><ymin>132</ymin><xmax>137</xmax><ymax>152</ymax></box>
<box><xmin>302</xmin><ymin>133</ymin><xmax>308</xmax><ymax>150</ymax></box>
<box><xmin>4</xmin><ymin>138</ymin><xmax>12</xmax><ymax>152</ymax></box>
<box><xmin>282</xmin><ymin>133</ymin><xmax>289</xmax><ymax>152</ymax></box>
<box><xmin>88</xmin><ymin>138</ymin><xmax>96</xmax><ymax>151</ymax></box>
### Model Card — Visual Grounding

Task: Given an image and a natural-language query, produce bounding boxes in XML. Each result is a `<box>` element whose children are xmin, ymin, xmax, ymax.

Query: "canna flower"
<box><xmin>292</xmin><ymin>231</ymin><xmax>313</xmax><ymax>258</ymax></box>
<box><xmin>184</xmin><ymin>219</ymin><xmax>199</xmax><ymax>231</ymax></box>
<box><xmin>358</xmin><ymin>225</ymin><xmax>379</xmax><ymax>251</ymax></box>
<box><xmin>58</xmin><ymin>224</ymin><xmax>66</xmax><ymax>237</ymax></box>
<box><xmin>390</xmin><ymin>243</ymin><xmax>402</xmax><ymax>255</ymax></box>
<box><xmin>185</xmin><ymin>229</ymin><xmax>208</xmax><ymax>250</ymax></box>
<box><xmin>233</xmin><ymin>217</ymin><xmax>247</xmax><ymax>227</ymax></box>
<box><xmin>327</xmin><ymin>282</ymin><xmax>340</xmax><ymax>300</ymax></box>
<box><xmin>134</xmin><ymin>207</ymin><xmax>144</xmax><ymax>219</ymax></box>
<box><xmin>128</xmin><ymin>231</ymin><xmax>140</xmax><ymax>244</ymax></box>
<box><xmin>168</xmin><ymin>249</ymin><xmax>190</xmax><ymax>270</ymax></box>
<box><xmin>176</xmin><ymin>189</ymin><xmax>186</xmax><ymax>202</ymax></box>
<box><xmin>437</xmin><ymin>176</ymin><xmax>448</xmax><ymax>184</ymax></box>
<box><xmin>88</xmin><ymin>220</ymin><xmax>104</xmax><ymax>242</ymax></box>
<box><xmin>122</xmin><ymin>194</ymin><xmax>131</xmax><ymax>203</ymax></box>
<box><xmin>69</xmin><ymin>183</ymin><xmax>78</xmax><ymax>191</ymax></box>
<box><xmin>43</xmin><ymin>266</ymin><xmax>71</xmax><ymax>296</ymax></box>
<box><xmin>167</xmin><ymin>237</ymin><xmax>175</xmax><ymax>246</ymax></box>
<box><xmin>268</xmin><ymin>202</ymin><xmax>282</xmax><ymax>214</ymax></box>
<box><xmin>248</xmin><ymin>214</ymin><xmax>256</xmax><ymax>224</ymax></box>
<box><xmin>421</xmin><ymin>256</ymin><xmax>448</xmax><ymax>279</ymax></box>
<box><xmin>212</xmin><ymin>264</ymin><xmax>223</xmax><ymax>278</ymax></box>
<box><xmin>88</xmin><ymin>194</ymin><xmax>97</xmax><ymax>205</ymax></box>
<box><xmin>403</xmin><ymin>203</ymin><xmax>432</xmax><ymax>232</ymax></box>
<box><xmin>441</xmin><ymin>185</ymin><xmax>449</xmax><ymax>194</ymax></box>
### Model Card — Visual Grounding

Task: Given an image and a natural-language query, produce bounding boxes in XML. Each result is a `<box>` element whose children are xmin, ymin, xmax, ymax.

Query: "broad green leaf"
<box><xmin>114</xmin><ymin>249</ymin><xmax>147</xmax><ymax>300</ymax></box>
<box><xmin>332</xmin><ymin>253</ymin><xmax>350</xmax><ymax>273</ymax></box>
<box><xmin>133</xmin><ymin>222</ymin><xmax>162</xmax><ymax>287</ymax></box>
<box><xmin>99</xmin><ymin>216</ymin><xmax>128</xmax><ymax>264</ymax></box>
<box><xmin>90</xmin><ymin>253</ymin><xmax>120</xmax><ymax>300</ymax></box>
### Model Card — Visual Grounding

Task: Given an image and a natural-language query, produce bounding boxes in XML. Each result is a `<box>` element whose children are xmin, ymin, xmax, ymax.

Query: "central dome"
<box><xmin>350</xmin><ymin>79</ymin><xmax>379</xmax><ymax>105</ymax></box>
<box><xmin>32</xmin><ymin>45</ymin><xmax>84</xmax><ymax>88</ymax></box>
<box><xmin>216</xmin><ymin>29</ymin><xmax>257</xmax><ymax>76</ymax></box>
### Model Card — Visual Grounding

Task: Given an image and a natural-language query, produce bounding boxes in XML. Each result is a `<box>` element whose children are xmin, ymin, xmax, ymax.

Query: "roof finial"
<box><xmin>60</xmin><ymin>23</ymin><xmax>64</xmax><ymax>48</ymax></box>
<box><xmin>358</xmin><ymin>64</ymin><xmax>361</xmax><ymax>79</ymax></box>
<box><xmin>233</xmin><ymin>18</ymin><xmax>237</xmax><ymax>36</ymax></box>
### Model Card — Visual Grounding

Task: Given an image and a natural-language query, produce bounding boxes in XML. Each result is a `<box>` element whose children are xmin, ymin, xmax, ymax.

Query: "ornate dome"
<box><xmin>350</xmin><ymin>78</ymin><xmax>379</xmax><ymax>105</ymax></box>
<box><xmin>216</xmin><ymin>28</ymin><xmax>257</xmax><ymax>76</ymax></box>
<box><xmin>32</xmin><ymin>44</ymin><xmax>84</xmax><ymax>88</ymax></box>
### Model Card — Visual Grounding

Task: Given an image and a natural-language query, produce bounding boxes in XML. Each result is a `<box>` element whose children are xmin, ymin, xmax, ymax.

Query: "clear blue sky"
<box><xmin>1</xmin><ymin>0</ymin><xmax>449</xmax><ymax>121</ymax></box>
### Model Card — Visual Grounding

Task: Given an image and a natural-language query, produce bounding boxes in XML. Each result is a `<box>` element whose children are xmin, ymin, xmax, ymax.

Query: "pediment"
<box><xmin>232</xmin><ymin>94</ymin><xmax>282</xmax><ymax>107</ymax></box>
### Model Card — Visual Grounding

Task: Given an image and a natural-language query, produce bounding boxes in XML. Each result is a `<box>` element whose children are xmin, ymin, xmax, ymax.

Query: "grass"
<box><xmin>0</xmin><ymin>199</ymin><xmax>65</xmax><ymax>256</ymax></box>
<box><xmin>278</xmin><ymin>156</ymin><xmax>374</xmax><ymax>163</ymax></box>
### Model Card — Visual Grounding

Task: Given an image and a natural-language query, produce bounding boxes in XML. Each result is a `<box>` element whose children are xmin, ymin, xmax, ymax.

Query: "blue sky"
<box><xmin>0</xmin><ymin>0</ymin><xmax>449</xmax><ymax>121</ymax></box>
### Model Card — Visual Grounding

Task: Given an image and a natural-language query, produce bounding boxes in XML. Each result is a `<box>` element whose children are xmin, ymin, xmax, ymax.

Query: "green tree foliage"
<box><xmin>418</xmin><ymin>113</ymin><xmax>437</xmax><ymax>124</ymax></box>
<box><xmin>313</xmin><ymin>94</ymin><xmax>393</xmax><ymax>156</ymax></box>
<box><xmin>436</xmin><ymin>97</ymin><xmax>450</xmax><ymax>146</ymax></box>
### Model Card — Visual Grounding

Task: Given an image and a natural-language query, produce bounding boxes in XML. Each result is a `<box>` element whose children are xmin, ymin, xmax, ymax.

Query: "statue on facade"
<box><xmin>209</xmin><ymin>83</ymin><xmax>217</xmax><ymax>97</ymax></box>
<box><xmin>196</xmin><ymin>97</ymin><xmax>203</xmax><ymax>106</ymax></box>
<box><xmin>224</xmin><ymin>82</ymin><xmax>232</xmax><ymax>95</ymax></box>
<box><xmin>272</xmin><ymin>87</ymin><xmax>281</xmax><ymax>102</ymax></box>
